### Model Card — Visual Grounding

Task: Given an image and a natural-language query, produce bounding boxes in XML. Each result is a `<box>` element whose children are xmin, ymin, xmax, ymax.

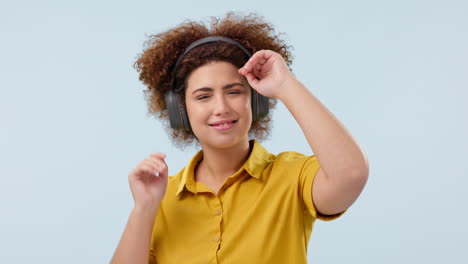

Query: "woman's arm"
<box><xmin>278</xmin><ymin>77</ymin><xmax>368</xmax><ymax>215</ymax></box>
<box><xmin>110</xmin><ymin>205</ymin><xmax>158</xmax><ymax>264</ymax></box>
<box><xmin>240</xmin><ymin>50</ymin><xmax>369</xmax><ymax>215</ymax></box>
<box><xmin>111</xmin><ymin>152</ymin><xmax>169</xmax><ymax>263</ymax></box>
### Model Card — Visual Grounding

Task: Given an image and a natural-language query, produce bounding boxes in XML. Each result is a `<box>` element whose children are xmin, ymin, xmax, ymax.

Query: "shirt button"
<box><xmin>213</xmin><ymin>236</ymin><xmax>220</xmax><ymax>242</ymax></box>
<box><xmin>215</xmin><ymin>209</ymin><xmax>222</xmax><ymax>215</ymax></box>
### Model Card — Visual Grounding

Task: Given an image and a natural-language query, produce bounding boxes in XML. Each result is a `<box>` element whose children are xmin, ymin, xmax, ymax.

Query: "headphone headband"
<box><xmin>170</xmin><ymin>36</ymin><xmax>252</xmax><ymax>92</ymax></box>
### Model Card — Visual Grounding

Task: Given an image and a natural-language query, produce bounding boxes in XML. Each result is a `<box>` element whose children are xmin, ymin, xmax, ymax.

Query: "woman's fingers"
<box><xmin>129</xmin><ymin>152</ymin><xmax>167</xmax><ymax>179</ymax></box>
<box><xmin>241</xmin><ymin>50</ymin><xmax>272</xmax><ymax>72</ymax></box>
<box><xmin>130</xmin><ymin>154</ymin><xmax>167</xmax><ymax>180</ymax></box>
<box><xmin>150</xmin><ymin>152</ymin><xmax>166</xmax><ymax>159</ymax></box>
<box><xmin>151</xmin><ymin>161</ymin><xmax>168</xmax><ymax>178</ymax></box>
<box><xmin>244</xmin><ymin>72</ymin><xmax>260</xmax><ymax>87</ymax></box>
<box><xmin>148</xmin><ymin>153</ymin><xmax>167</xmax><ymax>165</ymax></box>
<box><xmin>149</xmin><ymin>153</ymin><xmax>167</xmax><ymax>175</ymax></box>
<box><xmin>146</xmin><ymin>155</ymin><xmax>168</xmax><ymax>177</ymax></box>
<box><xmin>133</xmin><ymin>162</ymin><xmax>155</xmax><ymax>178</ymax></box>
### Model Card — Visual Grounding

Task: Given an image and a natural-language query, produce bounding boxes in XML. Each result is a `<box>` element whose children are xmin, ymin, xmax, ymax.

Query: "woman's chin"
<box><xmin>200</xmin><ymin>135</ymin><xmax>247</xmax><ymax>150</ymax></box>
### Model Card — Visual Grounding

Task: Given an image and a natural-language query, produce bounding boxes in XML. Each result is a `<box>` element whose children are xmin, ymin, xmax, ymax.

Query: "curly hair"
<box><xmin>133</xmin><ymin>12</ymin><xmax>293</xmax><ymax>148</ymax></box>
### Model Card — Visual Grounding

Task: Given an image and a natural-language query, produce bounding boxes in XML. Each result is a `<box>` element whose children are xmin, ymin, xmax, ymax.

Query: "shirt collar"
<box><xmin>176</xmin><ymin>139</ymin><xmax>271</xmax><ymax>197</ymax></box>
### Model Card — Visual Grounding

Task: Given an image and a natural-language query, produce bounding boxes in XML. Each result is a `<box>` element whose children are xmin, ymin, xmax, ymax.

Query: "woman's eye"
<box><xmin>228</xmin><ymin>91</ymin><xmax>241</xmax><ymax>95</ymax></box>
<box><xmin>196</xmin><ymin>95</ymin><xmax>209</xmax><ymax>100</ymax></box>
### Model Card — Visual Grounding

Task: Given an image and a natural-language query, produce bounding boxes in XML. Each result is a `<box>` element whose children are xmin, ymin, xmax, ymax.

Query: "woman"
<box><xmin>111</xmin><ymin>12</ymin><xmax>369</xmax><ymax>264</ymax></box>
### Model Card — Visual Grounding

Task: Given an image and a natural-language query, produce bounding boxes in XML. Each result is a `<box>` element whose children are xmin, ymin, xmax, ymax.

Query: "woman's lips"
<box><xmin>209</xmin><ymin>120</ymin><xmax>237</xmax><ymax>131</ymax></box>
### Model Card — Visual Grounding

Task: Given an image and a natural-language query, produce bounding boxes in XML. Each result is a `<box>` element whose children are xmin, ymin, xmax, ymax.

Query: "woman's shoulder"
<box><xmin>266</xmin><ymin>150</ymin><xmax>318</xmax><ymax>177</ymax></box>
<box><xmin>250</xmin><ymin>140</ymin><xmax>315</xmax><ymax>170</ymax></box>
<box><xmin>273</xmin><ymin>150</ymin><xmax>314</xmax><ymax>163</ymax></box>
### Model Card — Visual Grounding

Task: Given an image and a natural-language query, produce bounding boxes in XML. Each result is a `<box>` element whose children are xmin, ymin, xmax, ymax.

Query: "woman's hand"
<box><xmin>238</xmin><ymin>49</ymin><xmax>296</xmax><ymax>99</ymax></box>
<box><xmin>128</xmin><ymin>153</ymin><xmax>169</xmax><ymax>211</ymax></box>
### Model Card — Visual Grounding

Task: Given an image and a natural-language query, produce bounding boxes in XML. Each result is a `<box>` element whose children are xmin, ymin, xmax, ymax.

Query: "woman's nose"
<box><xmin>213</xmin><ymin>94</ymin><xmax>231</xmax><ymax>116</ymax></box>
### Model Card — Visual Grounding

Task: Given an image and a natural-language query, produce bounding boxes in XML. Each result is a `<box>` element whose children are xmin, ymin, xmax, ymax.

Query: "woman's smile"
<box><xmin>209</xmin><ymin>119</ymin><xmax>238</xmax><ymax>131</ymax></box>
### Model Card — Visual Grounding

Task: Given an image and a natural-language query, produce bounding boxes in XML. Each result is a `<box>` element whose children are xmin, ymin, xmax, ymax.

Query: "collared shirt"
<box><xmin>148</xmin><ymin>140</ymin><xmax>343</xmax><ymax>264</ymax></box>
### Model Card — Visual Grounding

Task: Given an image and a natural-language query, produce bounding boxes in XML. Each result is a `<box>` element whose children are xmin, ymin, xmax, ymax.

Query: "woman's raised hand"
<box><xmin>238</xmin><ymin>49</ymin><xmax>296</xmax><ymax>100</ymax></box>
<box><xmin>128</xmin><ymin>153</ymin><xmax>168</xmax><ymax>211</ymax></box>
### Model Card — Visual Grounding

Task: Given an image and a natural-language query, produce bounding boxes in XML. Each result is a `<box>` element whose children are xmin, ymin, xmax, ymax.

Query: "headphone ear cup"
<box><xmin>164</xmin><ymin>90</ymin><xmax>191</xmax><ymax>131</ymax></box>
<box><xmin>251</xmin><ymin>89</ymin><xmax>269</xmax><ymax>122</ymax></box>
<box><xmin>257</xmin><ymin>93</ymin><xmax>269</xmax><ymax>119</ymax></box>
<box><xmin>251</xmin><ymin>89</ymin><xmax>258</xmax><ymax>122</ymax></box>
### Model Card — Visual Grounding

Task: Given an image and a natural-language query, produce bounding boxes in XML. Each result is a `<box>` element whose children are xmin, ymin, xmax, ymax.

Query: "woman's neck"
<box><xmin>196</xmin><ymin>140</ymin><xmax>252</xmax><ymax>183</ymax></box>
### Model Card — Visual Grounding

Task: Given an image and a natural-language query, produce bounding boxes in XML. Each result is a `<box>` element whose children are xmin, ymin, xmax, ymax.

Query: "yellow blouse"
<box><xmin>149</xmin><ymin>140</ymin><xmax>343</xmax><ymax>264</ymax></box>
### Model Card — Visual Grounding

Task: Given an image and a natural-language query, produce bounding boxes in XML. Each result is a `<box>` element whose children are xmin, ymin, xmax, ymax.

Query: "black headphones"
<box><xmin>164</xmin><ymin>36</ymin><xmax>269</xmax><ymax>131</ymax></box>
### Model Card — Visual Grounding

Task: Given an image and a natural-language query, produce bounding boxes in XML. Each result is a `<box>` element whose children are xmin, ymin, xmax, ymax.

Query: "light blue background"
<box><xmin>1</xmin><ymin>0</ymin><xmax>467</xmax><ymax>263</ymax></box>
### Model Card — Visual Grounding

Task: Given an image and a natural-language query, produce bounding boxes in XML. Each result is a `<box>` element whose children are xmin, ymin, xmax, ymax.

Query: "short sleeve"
<box><xmin>299</xmin><ymin>155</ymin><xmax>345</xmax><ymax>221</ymax></box>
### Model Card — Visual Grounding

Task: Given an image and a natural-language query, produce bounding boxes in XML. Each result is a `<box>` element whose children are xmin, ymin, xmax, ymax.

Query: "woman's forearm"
<box><xmin>279</xmin><ymin>77</ymin><xmax>369</xmax><ymax>180</ymax></box>
<box><xmin>110</xmin><ymin>205</ymin><xmax>158</xmax><ymax>264</ymax></box>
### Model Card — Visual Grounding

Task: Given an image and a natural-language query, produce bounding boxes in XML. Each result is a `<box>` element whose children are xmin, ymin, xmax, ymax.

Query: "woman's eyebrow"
<box><xmin>192</xmin><ymin>82</ymin><xmax>245</xmax><ymax>94</ymax></box>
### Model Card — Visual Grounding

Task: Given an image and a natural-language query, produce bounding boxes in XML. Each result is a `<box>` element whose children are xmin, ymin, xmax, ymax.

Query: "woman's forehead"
<box><xmin>185</xmin><ymin>61</ymin><xmax>248</xmax><ymax>91</ymax></box>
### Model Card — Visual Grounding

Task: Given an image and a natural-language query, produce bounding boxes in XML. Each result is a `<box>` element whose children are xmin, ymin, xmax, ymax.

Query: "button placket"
<box><xmin>211</xmin><ymin>197</ymin><xmax>223</xmax><ymax>246</ymax></box>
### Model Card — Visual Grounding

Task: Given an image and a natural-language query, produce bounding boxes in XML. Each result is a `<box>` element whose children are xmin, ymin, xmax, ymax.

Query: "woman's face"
<box><xmin>185</xmin><ymin>61</ymin><xmax>252</xmax><ymax>150</ymax></box>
